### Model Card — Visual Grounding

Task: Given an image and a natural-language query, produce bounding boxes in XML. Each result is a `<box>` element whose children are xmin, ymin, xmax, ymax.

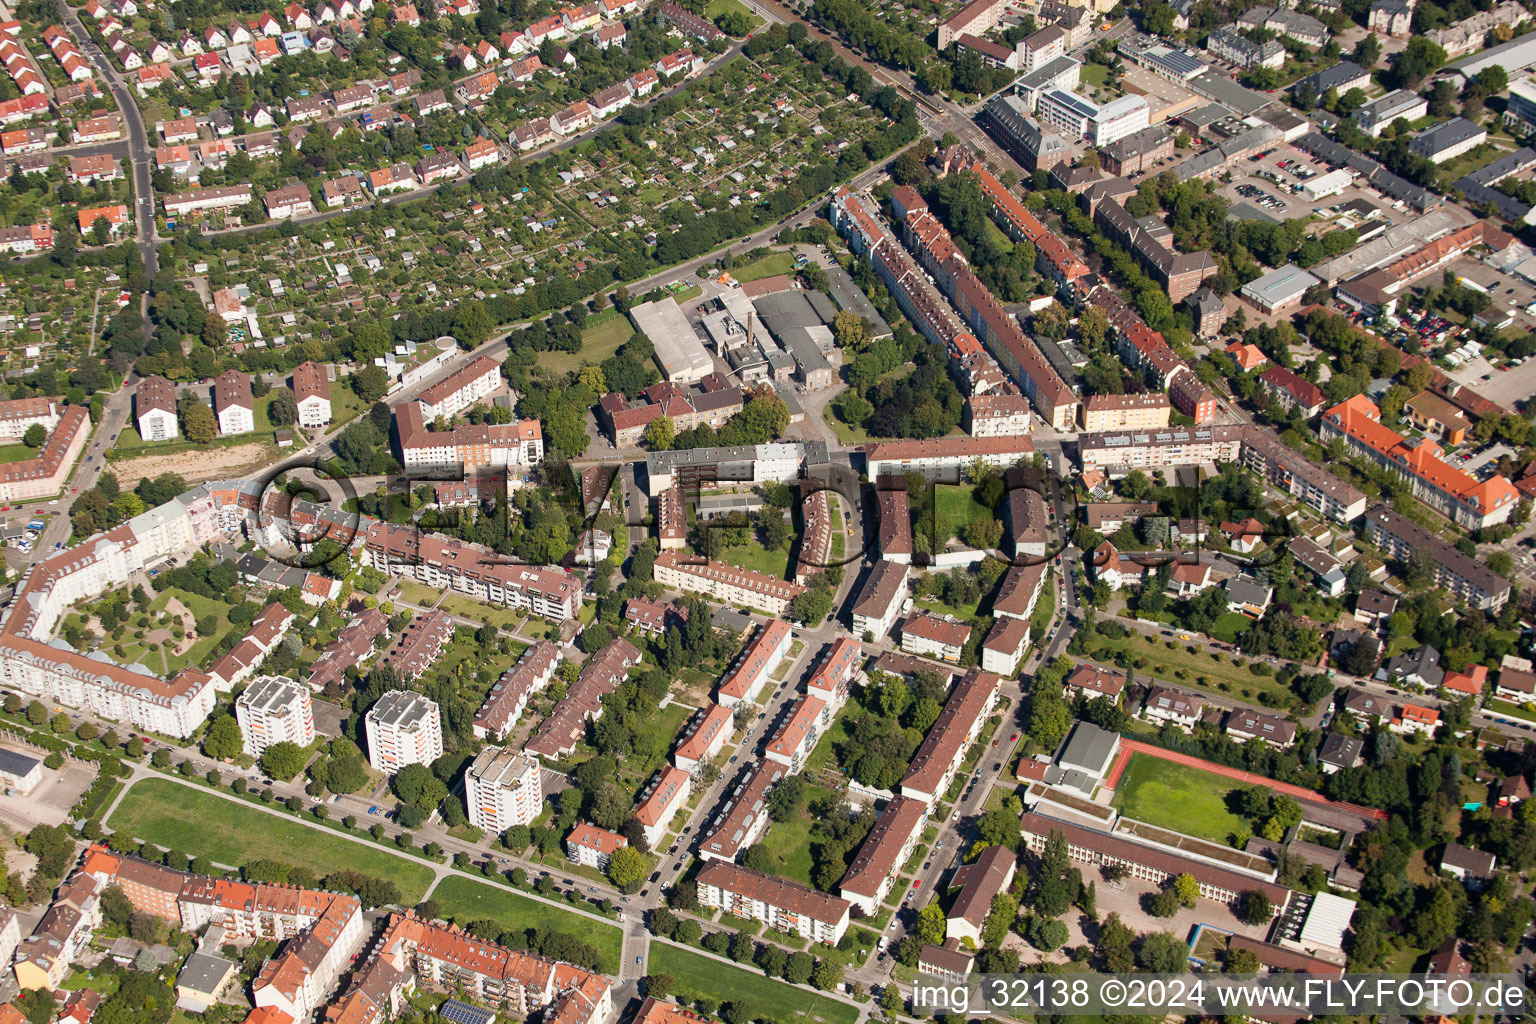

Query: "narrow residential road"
<box><xmin>57</xmin><ymin>0</ymin><xmax>157</xmax><ymax>276</ymax></box>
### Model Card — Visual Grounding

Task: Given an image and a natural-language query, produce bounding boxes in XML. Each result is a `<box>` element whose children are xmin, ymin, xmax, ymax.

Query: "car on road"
<box><xmin>636</xmin><ymin>957</ymin><xmax>643</xmax><ymax>965</ymax></box>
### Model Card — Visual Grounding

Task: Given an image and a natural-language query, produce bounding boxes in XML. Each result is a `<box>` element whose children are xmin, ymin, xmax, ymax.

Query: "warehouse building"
<box><xmin>628</xmin><ymin>298</ymin><xmax>713</xmax><ymax>382</ymax></box>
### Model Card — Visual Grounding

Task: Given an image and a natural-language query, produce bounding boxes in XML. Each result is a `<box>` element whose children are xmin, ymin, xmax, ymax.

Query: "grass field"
<box><xmin>108</xmin><ymin>779</ymin><xmax>436</xmax><ymax>901</ymax></box>
<box><xmin>428</xmin><ymin>876</ymin><xmax>623</xmax><ymax>974</ymax></box>
<box><xmin>102</xmin><ymin>588</ymin><xmax>233</xmax><ymax>675</ymax></box>
<box><xmin>1085</xmin><ymin>628</ymin><xmax>1296</xmax><ymax>709</ymax></box>
<box><xmin>649</xmin><ymin>944</ymin><xmax>859</xmax><ymax>1024</ymax></box>
<box><xmin>1079</xmin><ymin>62</ymin><xmax>1109</xmax><ymax>87</ymax></box>
<box><xmin>717</xmin><ymin>542</ymin><xmax>790</xmax><ymax>580</ymax></box>
<box><xmin>540</xmin><ymin>310</ymin><xmax>635</xmax><ymax>375</ymax></box>
<box><xmin>704</xmin><ymin>0</ymin><xmax>762</xmax><ymax>34</ymax></box>
<box><xmin>754</xmin><ymin>783</ymin><xmax>839</xmax><ymax>887</ymax></box>
<box><xmin>438</xmin><ymin>593</ymin><xmax>525</xmax><ymax>631</ymax></box>
<box><xmin>0</xmin><ymin>444</ymin><xmax>38</xmax><ymax>464</ymax></box>
<box><xmin>730</xmin><ymin>252</ymin><xmax>795</xmax><ymax>283</ymax></box>
<box><xmin>1110</xmin><ymin>754</ymin><xmax>1245</xmax><ymax>845</ymax></box>
<box><xmin>935</xmin><ymin>485</ymin><xmax>992</xmax><ymax>543</ymax></box>
<box><xmin>395</xmin><ymin>580</ymin><xmax>443</xmax><ymax>607</ymax></box>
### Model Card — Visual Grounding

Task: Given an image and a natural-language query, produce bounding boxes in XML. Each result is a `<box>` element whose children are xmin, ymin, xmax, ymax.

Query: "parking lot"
<box><xmin>1212</xmin><ymin>142</ymin><xmax>1390</xmax><ymax>224</ymax></box>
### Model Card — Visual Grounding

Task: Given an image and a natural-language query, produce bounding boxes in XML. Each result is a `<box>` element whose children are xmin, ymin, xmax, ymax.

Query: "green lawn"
<box><xmin>935</xmin><ymin>485</ymin><xmax>992</xmax><ymax>543</ymax></box>
<box><xmin>717</xmin><ymin>542</ymin><xmax>791</xmax><ymax>580</ymax></box>
<box><xmin>107</xmin><ymin>779</ymin><xmax>436</xmax><ymax>901</ymax></box>
<box><xmin>1209</xmin><ymin>612</ymin><xmax>1254</xmax><ymax>644</ymax></box>
<box><xmin>754</xmin><ymin>783</ymin><xmax>839</xmax><ymax>887</ymax></box>
<box><xmin>1488</xmin><ymin>698</ymin><xmax>1536</xmax><ymax>723</ymax></box>
<box><xmin>438</xmin><ymin>593</ymin><xmax>525</xmax><ymax>631</ymax></box>
<box><xmin>540</xmin><ymin>310</ymin><xmax>635</xmax><ymax>375</ymax></box>
<box><xmin>1079</xmin><ymin>62</ymin><xmax>1109</xmax><ymax>86</ymax></box>
<box><xmin>429</xmin><ymin>876</ymin><xmax>623</xmax><ymax>974</ymax></box>
<box><xmin>1085</xmin><ymin>628</ymin><xmax>1296</xmax><ymax>709</ymax></box>
<box><xmin>730</xmin><ymin>251</ymin><xmax>795</xmax><ymax>283</ymax></box>
<box><xmin>705</xmin><ymin>0</ymin><xmax>761</xmax><ymax>31</ymax></box>
<box><xmin>395</xmin><ymin>580</ymin><xmax>443</xmax><ymax>607</ymax></box>
<box><xmin>99</xmin><ymin>588</ymin><xmax>233</xmax><ymax>675</ymax></box>
<box><xmin>649</xmin><ymin>944</ymin><xmax>859</xmax><ymax>1024</ymax></box>
<box><xmin>1110</xmin><ymin>754</ymin><xmax>1245</xmax><ymax>845</ymax></box>
<box><xmin>329</xmin><ymin>383</ymin><xmax>368</xmax><ymax>427</ymax></box>
<box><xmin>0</xmin><ymin>444</ymin><xmax>38</xmax><ymax>464</ymax></box>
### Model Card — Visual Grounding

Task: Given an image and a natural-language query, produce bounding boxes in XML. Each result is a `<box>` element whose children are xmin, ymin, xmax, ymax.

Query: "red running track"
<box><xmin>1104</xmin><ymin>738</ymin><xmax>1387</xmax><ymax>821</ymax></box>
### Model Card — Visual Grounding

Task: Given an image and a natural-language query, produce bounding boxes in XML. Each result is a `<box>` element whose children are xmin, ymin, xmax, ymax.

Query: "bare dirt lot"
<box><xmin>111</xmin><ymin>441</ymin><xmax>277</xmax><ymax>484</ymax></box>
<box><xmin>0</xmin><ymin>756</ymin><xmax>95</xmax><ymax>830</ymax></box>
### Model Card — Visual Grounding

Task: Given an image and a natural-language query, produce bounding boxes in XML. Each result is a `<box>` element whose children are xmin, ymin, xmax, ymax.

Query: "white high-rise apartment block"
<box><xmin>235</xmin><ymin>675</ymin><xmax>315</xmax><ymax>757</ymax></box>
<box><xmin>463</xmin><ymin>746</ymin><xmax>542</xmax><ymax>833</ymax></box>
<box><xmin>364</xmin><ymin>690</ymin><xmax>443</xmax><ymax>774</ymax></box>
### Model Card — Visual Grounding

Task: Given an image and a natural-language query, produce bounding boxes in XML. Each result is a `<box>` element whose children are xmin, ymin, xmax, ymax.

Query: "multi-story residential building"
<box><xmin>1206</xmin><ymin>25</ymin><xmax>1284</xmax><ymax>68</ymax></box>
<box><xmin>945</xmin><ymin>844</ymin><xmax>1017</xmax><ymax>943</ymax></box>
<box><xmin>887</xmin><ymin>184</ymin><xmax>1080</xmax><ymax>428</ymax></box>
<box><xmin>851</xmin><ymin>559</ymin><xmax>909</xmax><ymax>642</ymax></box>
<box><xmin>1237</xmin><ymin>5</ymin><xmax>1328</xmax><ymax>44</ymax></box>
<box><xmin>900</xmin><ymin>668</ymin><xmax>1001</xmax><ymax>805</ymax></box>
<box><xmin>674</xmin><ymin>701</ymin><xmax>733</xmax><ymax>772</ymax></box>
<box><xmin>1321</xmin><ymin>396</ymin><xmax>1517</xmax><ymax>529</ymax></box>
<box><xmin>382</xmin><ymin>610</ymin><xmax>455</xmax><ymax>680</ymax></box>
<box><xmin>567</xmin><ymin>823</ymin><xmax>627</xmax><ymax>871</ymax></box>
<box><xmin>524</xmin><ymin>638</ymin><xmax>640</xmax><ymax>759</ymax></box>
<box><xmin>235</xmin><ymin>675</ymin><xmax>315</xmax><ymax>757</ymax></box>
<box><xmin>292</xmin><ymin>361</ymin><xmax>332</xmax><ymax>427</ymax></box>
<box><xmin>863</xmin><ymin>436</ymin><xmax>1034</xmax><ymax>483</ymax></box>
<box><xmin>14</xmin><ymin>871</ymin><xmax>102</xmax><ymax>989</ymax></box>
<box><xmin>980</xmin><ymin>616</ymin><xmax>1031</xmax><ymax>676</ymax></box>
<box><xmin>901</xmin><ymin>612</ymin><xmax>971</xmax><ymax>664</ymax></box>
<box><xmin>763</xmin><ymin>694</ymin><xmax>828</xmax><ymax>775</ymax></box>
<box><xmin>136</xmin><ymin>376</ymin><xmax>179</xmax><ymax>441</ymax></box>
<box><xmin>1365</xmin><ymin>509</ymin><xmax>1510</xmax><ymax>610</ymax></box>
<box><xmin>992</xmin><ymin>562</ymin><xmax>1048</xmax><ymax>622</ymax></box>
<box><xmin>653</xmin><ymin>552</ymin><xmax>806</xmax><ymax>619</ymax></box>
<box><xmin>805</xmin><ymin>638</ymin><xmax>862</xmax><ymax>713</ymax></box>
<box><xmin>1239</xmin><ymin>428</ymin><xmax>1366</xmax><ymax>524</ymax></box>
<box><xmin>716</xmin><ymin>620</ymin><xmax>793</xmax><ymax>706</ymax></box>
<box><xmin>464</xmin><ymin>747</ymin><xmax>542</xmax><ymax>833</ymax></box>
<box><xmin>696</xmin><ymin>862</ymin><xmax>850</xmax><ymax>944</ymax></box>
<box><xmin>1353</xmin><ymin>89</ymin><xmax>1428</xmax><ymax>137</ymax></box>
<box><xmin>417</xmin><ymin>356</ymin><xmax>502</xmax><ymax>421</ymax></box>
<box><xmin>307</xmin><ymin>608</ymin><xmax>388</xmax><ymax>694</ymax></box>
<box><xmin>838</xmin><ymin>796</ymin><xmax>926</xmax><ymax>914</ymax></box>
<box><xmin>964</xmin><ymin>393</ymin><xmax>1032</xmax><ymax>437</ymax></box>
<box><xmin>938</xmin><ymin>0</ymin><xmax>1007</xmax><ymax>47</ymax></box>
<box><xmin>364</xmin><ymin>690</ymin><xmax>443</xmax><ymax>774</ymax></box>
<box><xmin>1077</xmin><ymin>425</ymin><xmax>1246</xmax><ymax>471</ymax></box>
<box><xmin>363</xmin><ymin>522</ymin><xmax>581</xmax><ymax>620</ymax></box>
<box><xmin>1094</xmin><ymin>198</ymin><xmax>1218</xmax><ymax>303</ymax></box>
<box><xmin>1079</xmin><ymin>392</ymin><xmax>1172</xmax><ymax>432</ymax></box>
<box><xmin>213</xmin><ymin>370</ymin><xmax>253</xmax><ymax>435</ymax></box>
<box><xmin>473</xmin><ymin>641</ymin><xmax>560</xmax><ymax>740</ymax></box>
<box><xmin>1142</xmin><ymin>686</ymin><xmax>1206</xmax><ymax>729</ymax></box>
<box><xmin>634</xmin><ymin>765</ymin><xmax>691</xmax><ymax>848</ymax></box>
<box><xmin>393</xmin><ymin>402</ymin><xmax>543</xmax><ymax>473</ymax></box>
<box><xmin>698</xmin><ymin>762</ymin><xmax>783</xmax><ymax>862</ymax></box>
<box><xmin>162</xmin><ymin>184</ymin><xmax>254</xmax><ymax>216</ymax></box>
<box><xmin>876</xmin><ymin>484</ymin><xmax>912</xmax><ymax>563</ymax></box>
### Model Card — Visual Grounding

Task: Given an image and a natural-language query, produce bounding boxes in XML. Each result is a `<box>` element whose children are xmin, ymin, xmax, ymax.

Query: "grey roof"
<box><xmin>1188</xmin><ymin>69</ymin><xmax>1272</xmax><ymax>114</ymax></box>
<box><xmin>1293</xmin><ymin>132</ymin><xmax>1441</xmax><ymax>210</ymax></box>
<box><xmin>1385</xmin><ymin>644</ymin><xmax>1444</xmax><ymax>687</ymax></box>
<box><xmin>367</xmin><ymin>689</ymin><xmax>439</xmax><ymax>730</ymax></box>
<box><xmin>710</xmin><ymin>605</ymin><xmax>755</xmax><ymax>634</ymax></box>
<box><xmin>1225</xmin><ymin>576</ymin><xmax>1273</xmax><ymax>608</ymax></box>
<box><xmin>1293</xmin><ymin>61</ymin><xmax>1370</xmax><ymax>96</ymax></box>
<box><xmin>1441</xmin><ymin>842</ymin><xmax>1496</xmax><ymax>876</ymax></box>
<box><xmin>1453</xmin><ymin>147</ymin><xmax>1536</xmax><ymax>221</ymax></box>
<box><xmin>1058</xmin><ymin>720</ymin><xmax>1119</xmax><ymax>774</ymax></box>
<box><xmin>1103</xmin><ymin>123</ymin><xmax>1170</xmax><ymax>161</ymax></box>
<box><xmin>1018</xmin><ymin>55</ymin><xmax>1082</xmax><ymax>94</ymax></box>
<box><xmin>1318</xmin><ymin>732</ymin><xmax>1363</xmax><ymax>768</ymax></box>
<box><xmin>1410</xmin><ymin>117</ymin><xmax>1486</xmax><ymax>159</ymax></box>
<box><xmin>0</xmin><ymin>747</ymin><xmax>40</xmax><ymax>778</ymax></box>
<box><xmin>1174</xmin><ymin>122</ymin><xmax>1281</xmax><ymax>181</ymax></box>
<box><xmin>1241</xmin><ymin>263</ymin><xmax>1321</xmax><ymax>305</ymax></box>
<box><xmin>1443</xmin><ymin>30</ymin><xmax>1536</xmax><ymax>80</ymax></box>
<box><xmin>176</xmin><ymin>952</ymin><xmax>235</xmax><ymax>994</ymax></box>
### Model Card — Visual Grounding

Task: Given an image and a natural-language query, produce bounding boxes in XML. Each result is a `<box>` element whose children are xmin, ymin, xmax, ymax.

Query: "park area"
<box><xmin>107</xmin><ymin>779</ymin><xmax>437</xmax><ymax>901</ymax></box>
<box><xmin>428</xmin><ymin>875</ymin><xmax>623</xmax><ymax>974</ymax></box>
<box><xmin>1083</xmin><ymin>627</ymin><xmax>1296</xmax><ymax>710</ymax></box>
<box><xmin>540</xmin><ymin>309</ymin><xmax>635</xmax><ymax>375</ymax></box>
<box><xmin>1110</xmin><ymin>754</ymin><xmax>1245</xmax><ymax>845</ymax></box>
<box><xmin>649</xmin><ymin>945</ymin><xmax>859</xmax><ymax>1024</ymax></box>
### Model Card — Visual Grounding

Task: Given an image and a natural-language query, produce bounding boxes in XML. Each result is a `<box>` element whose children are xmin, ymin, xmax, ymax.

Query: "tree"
<box><xmin>1172</xmin><ymin>872</ymin><xmax>1199</xmax><ymax>907</ymax></box>
<box><xmin>915</xmin><ymin>901</ymin><xmax>947</xmax><ymax>945</ymax></box>
<box><xmin>393</xmin><ymin>763</ymin><xmax>447</xmax><ymax>811</ymax></box>
<box><xmin>790</xmin><ymin>589</ymin><xmax>834</xmax><ymax>625</ymax></box>
<box><xmin>811</xmin><ymin>958</ymin><xmax>843</xmax><ymax>991</ymax></box>
<box><xmin>353</xmin><ymin>365</ymin><xmax>390</xmax><ymax>404</ymax></box>
<box><xmin>1353</xmin><ymin>32</ymin><xmax>1381</xmax><ymax>68</ymax></box>
<box><xmin>180</xmin><ymin>400</ymin><xmax>217</xmax><ymax>444</ymax></box>
<box><xmin>260</xmin><ymin>741</ymin><xmax>306</xmax><ymax>781</ymax></box>
<box><xmin>880</xmin><ymin>985</ymin><xmax>904</xmax><ymax>1015</ymax></box>
<box><xmin>1240</xmin><ymin>889</ymin><xmax>1274</xmax><ymax>925</ymax></box>
<box><xmin>608</xmin><ymin>845</ymin><xmax>646</xmax><ymax>892</ymax></box>
<box><xmin>1137</xmin><ymin>931</ymin><xmax>1191</xmax><ymax>972</ymax></box>
<box><xmin>267</xmin><ymin>388</ymin><xmax>298</xmax><ymax>427</ymax></box>
<box><xmin>203</xmin><ymin>716</ymin><xmax>243</xmax><ymax>760</ymax></box>
<box><xmin>1148</xmin><ymin>887</ymin><xmax>1182</xmax><ymax>917</ymax></box>
<box><xmin>785</xmin><ymin>951</ymin><xmax>815</xmax><ymax>985</ymax></box>
<box><xmin>643</xmin><ymin>416</ymin><xmax>675</xmax><ymax>450</ymax></box>
<box><xmin>21</xmin><ymin>423</ymin><xmax>45</xmax><ymax>448</ymax></box>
